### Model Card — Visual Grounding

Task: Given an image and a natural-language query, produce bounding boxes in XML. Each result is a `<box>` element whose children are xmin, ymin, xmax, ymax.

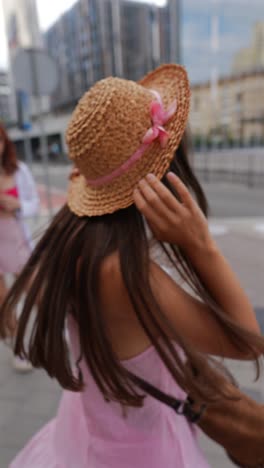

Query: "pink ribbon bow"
<box><xmin>142</xmin><ymin>92</ymin><xmax>177</xmax><ymax>148</ymax></box>
<box><xmin>85</xmin><ymin>91</ymin><xmax>177</xmax><ymax>187</ymax></box>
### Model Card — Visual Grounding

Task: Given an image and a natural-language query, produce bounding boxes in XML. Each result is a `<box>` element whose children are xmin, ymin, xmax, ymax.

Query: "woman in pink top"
<box><xmin>1</xmin><ymin>65</ymin><xmax>264</xmax><ymax>468</ymax></box>
<box><xmin>0</xmin><ymin>124</ymin><xmax>39</xmax><ymax>372</ymax></box>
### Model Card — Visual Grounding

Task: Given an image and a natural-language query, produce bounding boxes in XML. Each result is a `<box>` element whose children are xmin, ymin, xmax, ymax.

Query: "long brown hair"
<box><xmin>1</xmin><ymin>133</ymin><xmax>264</xmax><ymax>407</ymax></box>
<box><xmin>0</xmin><ymin>125</ymin><xmax>18</xmax><ymax>175</ymax></box>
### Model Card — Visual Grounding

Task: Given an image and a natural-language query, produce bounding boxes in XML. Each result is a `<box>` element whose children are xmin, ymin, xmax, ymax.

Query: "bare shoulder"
<box><xmin>99</xmin><ymin>252</ymin><xmax>139</xmax><ymax>321</ymax></box>
<box><xmin>99</xmin><ymin>252</ymin><xmax>125</xmax><ymax>305</ymax></box>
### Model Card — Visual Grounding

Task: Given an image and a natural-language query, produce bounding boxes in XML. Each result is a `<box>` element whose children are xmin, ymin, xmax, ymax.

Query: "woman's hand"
<box><xmin>69</xmin><ymin>166</ymin><xmax>80</xmax><ymax>181</ymax></box>
<box><xmin>0</xmin><ymin>193</ymin><xmax>21</xmax><ymax>213</ymax></box>
<box><xmin>133</xmin><ymin>172</ymin><xmax>213</xmax><ymax>253</ymax></box>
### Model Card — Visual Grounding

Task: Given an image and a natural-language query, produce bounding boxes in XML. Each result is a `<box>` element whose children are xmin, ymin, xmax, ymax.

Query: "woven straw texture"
<box><xmin>66</xmin><ymin>64</ymin><xmax>190</xmax><ymax>217</ymax></box>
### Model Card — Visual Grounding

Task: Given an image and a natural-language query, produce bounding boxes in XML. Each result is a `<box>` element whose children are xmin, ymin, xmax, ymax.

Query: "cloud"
<box><xmin>36</xmin><ymin>0</ymin><xmax>77</xmax><ymax>30</ymax></box>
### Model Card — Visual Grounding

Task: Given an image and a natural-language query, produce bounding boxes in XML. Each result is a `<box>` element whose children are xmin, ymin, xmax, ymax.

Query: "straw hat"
<box><xmin>66</xmin><ymin>64</ymin><xmax>190</xmax><ymax>217</ymax></box>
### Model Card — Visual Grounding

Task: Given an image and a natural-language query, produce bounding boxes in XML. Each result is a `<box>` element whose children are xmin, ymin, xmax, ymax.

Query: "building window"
<box><xmin>193</xmin><ymin>96</ymin><xmax>199</xmax><ymax>111</ymax></box>
<box><xmin>236</xmin><ymin>92</ymin><xmax>243</xmax><ymax>103</ymax></box>
<box><xmin>236</xmin><ymin>92</ymin><xmax>243</xmax><ymax>114</ymax></box>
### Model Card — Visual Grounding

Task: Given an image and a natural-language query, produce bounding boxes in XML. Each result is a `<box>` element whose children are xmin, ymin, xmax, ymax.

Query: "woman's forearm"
<box><xmin>185</xmin><ymin>238</ymin><xmax>260</xmax><ymax>334</ymax></box>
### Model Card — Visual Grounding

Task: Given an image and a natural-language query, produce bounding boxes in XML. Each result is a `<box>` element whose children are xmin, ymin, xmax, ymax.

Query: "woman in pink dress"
<box><xmin>1</xmin><ymin>65</ymin><xmax>264</xmax><ymax>468</ymax></box>
<box><xmin>0</xmin><ymin>124</ymin><xmax>39</xmax><ymax>371</ymax></box>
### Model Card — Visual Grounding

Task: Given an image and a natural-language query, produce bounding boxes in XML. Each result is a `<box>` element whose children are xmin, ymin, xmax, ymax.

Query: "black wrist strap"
<box><xmin>129</xmin><ymin>373</ymin><xmax>206</xmax><ymax>424</ymax></box>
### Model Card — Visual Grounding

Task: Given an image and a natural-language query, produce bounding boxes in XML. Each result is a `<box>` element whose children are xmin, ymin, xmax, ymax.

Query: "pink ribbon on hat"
<box><xmin>86</xmin><ymin>90</ymin><xmax>177</xmax><ymax>187</ymax></box>
<box><xmin>142</xmin><ymin>90</ymin><xmax>177</xmax><ymax>149</ymax></box>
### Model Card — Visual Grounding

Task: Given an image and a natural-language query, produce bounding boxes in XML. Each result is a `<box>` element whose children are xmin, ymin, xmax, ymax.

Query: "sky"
<box><xmin>182</xmin><ymin>0</ymin><xmax>264</xmax><ymax>82</ymax></box>
<box><xmin>0</xmin><ymin>0</ymin><xmax>264</xmax><ymax>82</ymax></box>
<box><xmin>36</xmin><ymin>0</ymin><xmax>166</xmax><ymax>30</ymax></box>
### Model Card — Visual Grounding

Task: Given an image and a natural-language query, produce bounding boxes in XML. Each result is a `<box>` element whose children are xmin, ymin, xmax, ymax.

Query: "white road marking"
<box><xmin>209</xmin><ymin>224</ymin><xmax>229</xmax><ymax>236</ymax></box>
<box><xmin>255</xmin><ymin>223</ymin><xmax>264</xmax><ymax>234</ymax></box>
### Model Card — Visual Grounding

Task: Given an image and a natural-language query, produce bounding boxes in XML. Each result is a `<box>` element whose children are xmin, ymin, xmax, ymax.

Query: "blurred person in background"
<box><xmin>1</xmin><ymin>65</ymin><xmax>264</xmax><ymax>468</ymax></box>
<box><xmin>0</xmin><ymin>124</ymin><xmax>39</xmax><ymax>372</ymax></box>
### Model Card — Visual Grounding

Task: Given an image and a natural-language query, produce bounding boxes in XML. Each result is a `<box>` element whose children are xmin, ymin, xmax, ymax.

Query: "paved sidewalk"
<box><xmin>0</xmin><ymin>217</ymin><xmax>263</xmax><ymax>467</ymax></box>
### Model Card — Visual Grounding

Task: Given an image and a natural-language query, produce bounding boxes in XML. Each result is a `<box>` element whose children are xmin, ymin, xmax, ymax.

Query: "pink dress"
<box><xmin>0</xmin><ymin>187</ymin><xmax>31</xmax><ymax>274</ymax></box>
<box><xmin>10</xmin><ymin>316</ymin><xmax>210</xmax><ymax>468</ymax></box>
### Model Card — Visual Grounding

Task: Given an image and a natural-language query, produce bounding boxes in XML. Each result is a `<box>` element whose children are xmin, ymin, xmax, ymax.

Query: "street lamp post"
<box><xmin>151</xmin><ymin>4</ymin><xmax>161</xmax><ymax>69</ymax></box>
<box><xmin>169</xmin><ymin>0</ymin><xmax>181</xmax><ymax>63</ymax></box>
<box><xmin>112</xmin><ymin>0</ymin><xmax>123</xmax><ymax>77</ymax></box>
<box><xmin>210</xmin><ymin>0</ymin><xmax>220</xmax><ymax>148</ymax></box>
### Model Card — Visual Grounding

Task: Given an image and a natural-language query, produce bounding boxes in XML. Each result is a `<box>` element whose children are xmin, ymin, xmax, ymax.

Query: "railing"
<box><xmin>193</xmin><ymin>146</ymin><xmax>264</xmax><ymax>187</ymax></box>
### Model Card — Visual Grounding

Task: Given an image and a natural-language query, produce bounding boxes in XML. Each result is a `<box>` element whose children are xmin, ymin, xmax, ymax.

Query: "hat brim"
<box><xmin>68</xmin><ymin>64</ymin><xmax>190</xmax><ymax>217</ymax></box>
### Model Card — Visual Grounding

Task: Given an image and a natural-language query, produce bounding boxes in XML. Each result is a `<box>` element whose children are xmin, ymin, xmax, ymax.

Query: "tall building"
<box><xmin>2</xmin><ymin>0</ymin><xmax>43</xmax><ymax>121</ymax></box>
<box><xmin>0</xmin><ymin>70</ymin><xmax>11</xmax><ymax>124</ymax></box>
<box><xmin>232</xmin><ymin>22</ymin><xmax>264</xmax><ymax>74</ymax></box>
<box><xmin>120</xmin><ymin>1</ymin><xmax>153</xmax><ymax>80</ymax></box>
<box><xmin>45</xmin><ymin>0</ymin><xmax>117</xmax><ymax>110</ymax></box>
<box><xmin>190</xmin><ymin>70</ymin><xmax>264</xmax><ymax>143</ymax></box>
<box><xmin>44</xmin><ymin>0</ymin><xmax>181</xmax><ymax>111</ymax></box>
<box><xmin>2</xmin><ymin>0</ymin><xmax>42</xmax><ymax>54</ymax></box>
<box><xmin>159</xmin><ymin>0</ymin><xmax>181</xmax><ymax>64</ymax></box>
<box><xmin>119</xmin><ymin>0</ymin><xmax>180</xmax><ymax>78</ymax></box>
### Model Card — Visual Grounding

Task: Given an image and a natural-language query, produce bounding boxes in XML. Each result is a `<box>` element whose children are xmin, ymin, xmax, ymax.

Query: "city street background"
<box><xmin>0</xmin><ymin>0</ymin><xmax>264</xmax><ymax>466</ymax></box>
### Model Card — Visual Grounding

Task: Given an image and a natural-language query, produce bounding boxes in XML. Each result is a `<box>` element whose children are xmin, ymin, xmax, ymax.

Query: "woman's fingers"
<box><xmin>134</xmin><ymin>172</ymin><xmax>194</xmax><ymax>222</ymax></box>
<box><xmin>133</xmin><ymin>174</ymin><xmax>184</xmax><ymax>239</ymax></box>
<box><xmin>145</xmin><ymin>174</ymin><xmax>184</xmax><ymax>214</ymax></box>
<box><xmin>134</xmin><ymin>173</ymin><xmax>194</xmax><ymax>217</ymax></box>
<box><xmin>137</xmin><ymin>178</ymin><xmax>171</xmax><ymax>219</ymax></box>
<box><xmin>166</xmin><ymin>172</ymin><xmax>194</xmax><ymax>210</ymax></box>
<box><xmin>134</xmin><ymin>173</ymin><xmax>210</xmax><ymax>248</ymax></box>
<box><xmin>134</xmin><ymin>174</ymin><xmax>185</xmax><ymax>222</ymax></box>
<box><xmin>133</xmin><ymin>188</ymin><xmax>164</xmax><ymax>228</ymax></box>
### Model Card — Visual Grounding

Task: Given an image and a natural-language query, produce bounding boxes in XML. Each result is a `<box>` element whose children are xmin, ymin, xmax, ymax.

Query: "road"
<box><xmin>204</xmin><ymin>183</ymin><xmax>264</xmax><ymax>217</ymax></box>
<box><xmin>31</xmin><ymin>163</ymin><xmax>264</xmax><ymax>218</ymax></box>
